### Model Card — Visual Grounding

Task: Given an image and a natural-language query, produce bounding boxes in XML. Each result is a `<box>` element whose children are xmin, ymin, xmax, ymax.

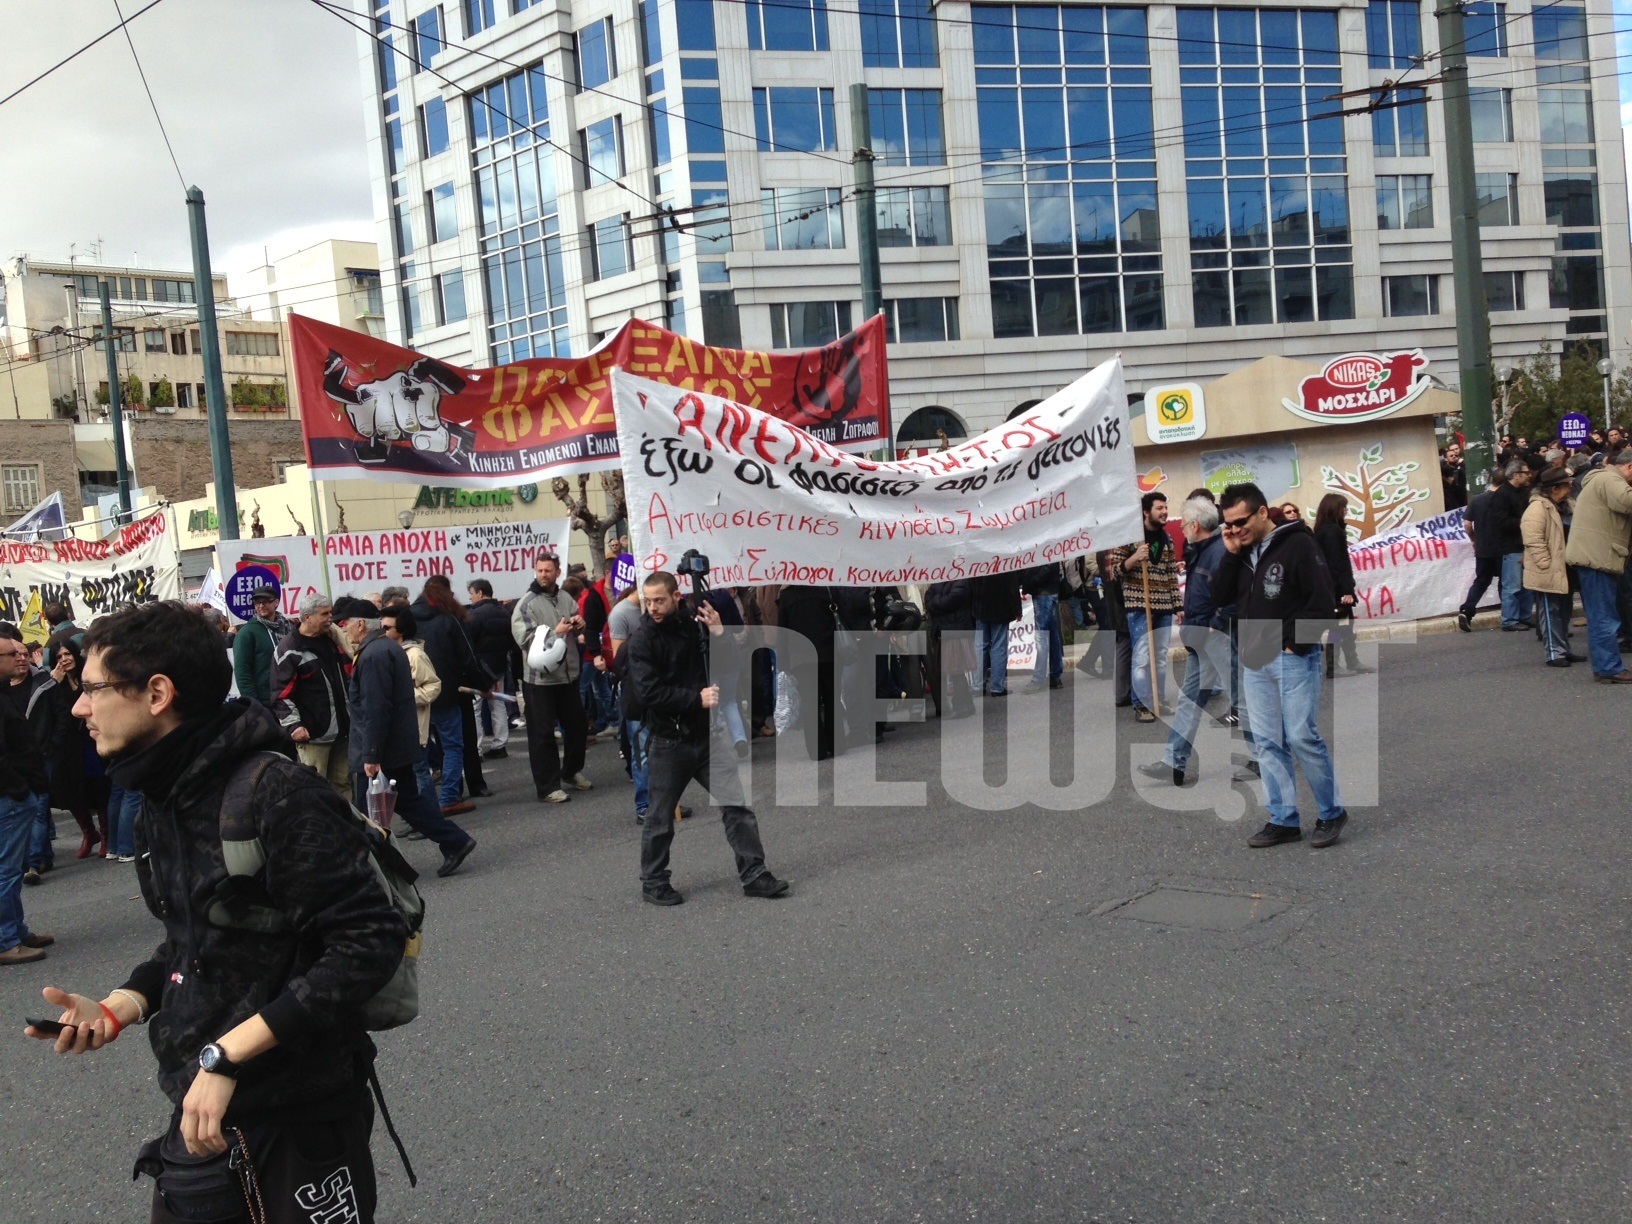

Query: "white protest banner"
<box><xmin>216</xmin><ymin>537</ymin><xmax>328</xmax><ymax>624</ymax></box>
<box><xmin>0</xmin><ymin>511</ymin><xmax>180</xmax><ymax>623</ymax></box>
<box><xmin>1007</xmin><ymin>596</ymin><xmax>1038</xmax><ymax>673</ymax></box>
<box><xmin>1347</xmin><ymin>508</ymin><xmax>1477</xmax><ymax>624</ymax></box>
<box><xmin>612</xmin><ymin>359</ymin><xmax>1141</xmax><ymax>587</ymax></box>
<box><xmin>323</xmin><ymin>518</ymin><xmax>572</xmax><ymax>602</ymax></box>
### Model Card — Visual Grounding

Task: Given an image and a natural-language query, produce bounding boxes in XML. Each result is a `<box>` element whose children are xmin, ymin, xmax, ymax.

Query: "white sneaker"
<box><xmin>567</xmin><ymin>773</ymin><xmax>593</xmax><ymax>791</ymax></box>
<box><xmin>542</xmin><ymin>790</ymin><xmax>570</xmax><ymax>804</ymax></box>
<box><xmin>115</xmin><ymin>854</ymin><xmax>136</xmax><ymax>863</ymax></box>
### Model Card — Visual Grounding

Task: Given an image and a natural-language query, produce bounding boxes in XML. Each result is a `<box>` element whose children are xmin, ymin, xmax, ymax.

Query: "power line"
<box><xmin>0</xmin><ymin>0</ymin><xmax>171</xmax><ymax>110</ymax></box>
<box><xmin>111</xmin><ymin>0</ymin><xmax>187</xmax><ymax>190</ymax></box>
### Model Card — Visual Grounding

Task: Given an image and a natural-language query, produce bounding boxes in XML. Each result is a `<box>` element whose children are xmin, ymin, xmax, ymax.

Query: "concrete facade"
<box><xmin>355</xmin><ymin>0</ymin><xmax>1631</xmax><ymax>448</ymax></box>
<box><xmin>233</xmin><ymin>239</ymin><xmax>387</xmax><ymax>337</ymax></box>
<box><xmin>0</xmin><ymin>420</ymin><xmax>83</xmax><ymax>530</ymax></box>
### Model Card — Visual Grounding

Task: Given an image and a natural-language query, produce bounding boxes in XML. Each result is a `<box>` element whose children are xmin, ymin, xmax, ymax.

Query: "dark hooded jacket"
<box><xmin>110</xmin><ymin>701</ymin><xmax>406</xmax><ymax>1120</ymax></box>
<box><xmin>465</xmin><ymin>597</ymin><xmax>512</xmax><ymax>682</ymax></box>
<box><xmin>924</xmin><ymin>579</ymin><xmax>974</xmax><ymax>631</ymax></box>
<box><xmin>970</xmin><ymin>573</ymin><xmax>1023</xmax><ymax>625</ymax></box>
<box><xmin>347</xmin><ymin>629</ymin><xmax>423</xmax><ymax>772</ymax></box>
<box><xmin>1214</xmin><ymin>521</ymin><xmax>1338</xmax><ymax>670</ymax></box>
<box><xmin>625</xmin><ymin>603</ymin><xmax>711</xmax><ymax>742</ymax></box>
<box><xmin>409</xmin><ymin>598</ymin><xmax>484</xmax><ymax>709</ymax></box>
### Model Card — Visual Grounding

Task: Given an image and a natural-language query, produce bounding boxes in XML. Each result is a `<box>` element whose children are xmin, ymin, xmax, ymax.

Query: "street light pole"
<box><xmin>1597</xmin><ymin>358</ymin><xmax>1612</xmax><ymax>430</ymax></box>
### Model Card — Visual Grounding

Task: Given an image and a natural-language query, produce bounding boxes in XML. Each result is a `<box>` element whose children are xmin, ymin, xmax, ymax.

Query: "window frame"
<box><xmin>1383</xmin><ymin>273</ymin><xmax>1439</xmax><ymax>317</ymax></box>
<box><xmin>575</xmin><ymin>17</ymin><xmax>618</xmax><ymax>91</ymax></box>
<box><xmin>1</xmin><ymin>464</ymin><xmax>41</xmax><ymax>514</ymax></box>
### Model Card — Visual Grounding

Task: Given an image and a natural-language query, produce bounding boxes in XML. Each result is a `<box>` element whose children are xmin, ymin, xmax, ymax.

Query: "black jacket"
<box><xmin>1484</xmin><ymin>483</ymin><xmax>1530</xmax><ymax>555</ymax></box>
<box><xmin>1179</xmin><ymin>531</ymin><xmax>1230</xmax><ymax>646</ymax></box>
<box><xmin>970</xmin><ymin>573</ymin><xmax>1023</xmax><ymax>625</ymax></box>
<box><xmin>924</xmin><ymin>579</ymin><xmax>974</xmax><ymax>631</ymax></box>
<box><xmin>409</xmin><ymin>599</ymin><xmax>485</xmax><ymax>709</ymax></box>
<box><xmin>625</xmin><ymin>606</ymin><xmax>710</xmax><ymax>742</ymax></box>
<box><xmin>1019</xmin><ymin>563</ymin><xmax>1063</xmax><ymax>597</ymax></box>
<box><xmin>0</xmin><ymin>698</ymin><xmax>44</xmax><ymax>800</ymax></box>
<box><xmin>1313</xmin><ymin>520</ymin><xmax>1356</xmax><ymax>606</ymax></box>
<box><xmin>777</xmin><ymin>586</ymin><xmax>838</xmax><ymax>656</ymax></box>
<box><xmin>465</xmin><ymin>598</ymin><xmax>512</xmax><ymax>681</ymax></box>
<box><xmin>347</xmin><ymin>630</ymin><xmax>423</xmax><ymax>771</ymax></box>
<box><xmin>1214</xmin><ymin>521</ymin><xmax>1338</xmax><ymax>670</ymax></box>
<box><xmin>111</xmin><ymin>702</ymin><xmax>407</xmax><ymax>1120</ymax></box>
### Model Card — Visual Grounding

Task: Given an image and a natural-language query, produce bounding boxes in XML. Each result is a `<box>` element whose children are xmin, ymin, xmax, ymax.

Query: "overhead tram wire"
<box><xmin>0</xmin><ymin>0</ymin><xmax>170</xmax><ymax>110</ymax></box>
<box><xmin>111</xmin><ymin>0</ymin><xmax>187</xmax><ymax>190</ymax></box>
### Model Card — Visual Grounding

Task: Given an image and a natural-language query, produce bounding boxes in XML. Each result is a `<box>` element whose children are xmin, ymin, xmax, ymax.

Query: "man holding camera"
<box><xmin>625</xmin><ymin>571</ymin><xmax>789</xmax><ymax>906</ymax></box>
<box><xmin>512</xmin><ymin>553</ymin><xmax>592</xmax><ymax>804</ymax></box>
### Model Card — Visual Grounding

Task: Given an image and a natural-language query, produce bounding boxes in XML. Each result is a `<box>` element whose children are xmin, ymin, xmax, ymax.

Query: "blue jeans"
<box><xmin>108</xmin><ymin>785</ymin><xmax>142</xmax><ymax>857</ymax></box>
<box><xmin>429</xmin><ymin>703</ymin><xmax>465</xmax><ymax>806</ymax></box>
<box><xmin>1030</xmin><ymin>593</ymin><xmax>1064</xmax><ymax>683</ymax></box>
<box><xmin>975</xmin><ymin>620</ymin><xmax>1010</xmax><ymax>694</ymax></box>
<box><xmin>1500</xmin><ymin>552</ymin><xmax>1534</xmax><ymax>627</ymax></box>
<box><xmin>0</xmin><ymin>793</ymin><xmax>37</xmax><ymax>952</ymax></box>
<box><xmin>579</xmin><ymin>664</ymin><xmax>616</xmax><ymax>730</ymax></box>
<box><xmin>1165</xmin><ymin>646</ymin><xmax>1221</xmax><ymax>772</ymax></box>
<box><xmin>627</xmin><ymin>718</ymin><xmax>651</xmax><ymax>815</ymax></box>
<box><xmin>1577</xmin><ymin>567</ymin><xmax>1625</xmax><ymax>677</ymax></box>
<box><xmin>1240</xmin><ymin>650</ymin><xmax>1343</xmax><ymax>827</ymax></box>
<box><xmin>1127</xmin><ymin>611</ymin><xmax>1173</xmax><ymax>711</ymax></box>
<box><xmin>27</xmin><ymin>793</ymin><xmax>53</xmax><ymax>870</ymax></box>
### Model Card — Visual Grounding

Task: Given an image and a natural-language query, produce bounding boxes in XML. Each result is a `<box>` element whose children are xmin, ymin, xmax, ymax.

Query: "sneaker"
<box><xmin>985</xmin><ymin>689</ymin><xmax>1007</xmax><ymax>698</ymax></box>
<box><xmin>0</xmin><ymin>945</ymin><xmax>46</xmax><ymax>965</ymax></box>
<box><xmin>481</xmin><ymin>747</ymin><xmax>509</xmax><ymax>760</ymax></box>
<box><xmin>541</xmin><ymin>790</ymin><xmax>571</xmax><ymax>804</ymax></box>
<box><xmin>19</xmin><ymin>933</ymin><xmax>54</xmax><ymax>948</ymax></box>
<box><xmin>567</xmin><ymin>773</ymin><xmax>594</xmax><ymax>791</ymax></box>
<box><xmin>1136</xmin><ymin>760</ymin><xmax>1183</xmax><ymax>787</ymax></box>
<box><xmin>1456</xmin><ymin>612</ymin><xmax>1472</xmax><ymax>633</ymax></box>
<box><xmin>634</xmin><ymin>809</ymin><xmax>647</xmax><ymax>826</ymax></box>
<box><xmin>1341</xmin><ymin>662</ymin><xmax>1376</xmax><ymax>675</ymax></box>
<box><xmin>1309</xmin><ymin>812</ymin><xmax>1349</xmax><ymax>849</ymax></box>
<box><xmin>114</xmin><ymin>854</ymin><xmax>136</xmax><ymax>863</ymax></box>
<box><xmin>1134</xmin><ymin>707</ymin><xmax>1156</xmax><ymax>723</ymax></box>
<box><xmin>437</xmin><ymin>838</ymin><xmax>477</xmax><ymax>878</ymax></box>
<box><xmin>1214</xmin><ymin>709</ymin><xmax>1240</xmax><ymax>728</ymax></box>
<box><xmin>743</xmin><ymin>872</ymin><xmax>791</xmax><ymax>899</ymax></box>
<box><xmin>642</xmin><ymin>882</ymin><xmax>685</xmax><ymax>906</ymax></box>
<box><xmin>734</xmin><ymin>740</ymin><xmax>750</xmax><ymax>759</ymax></box>
<box><xmin>1022</xmin><ymin>681</ymin><xmax>1048</xmax><ymax>694</ymax></box>
<box><xmin>1248</xmin><ymin>822</ymin><xmax>1302</xmax><ymax>848</ymax></box>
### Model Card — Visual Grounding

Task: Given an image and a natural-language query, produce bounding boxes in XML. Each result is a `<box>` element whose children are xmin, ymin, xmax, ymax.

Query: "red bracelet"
<box><xmin>96</xmin><ymin>1000</ymin><xmax>122</xmax><ymax>1039</ymax></box>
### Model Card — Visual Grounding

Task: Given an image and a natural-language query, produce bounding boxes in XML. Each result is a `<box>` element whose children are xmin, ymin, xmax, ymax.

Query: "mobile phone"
<box><xmin>25</xmin><ymin>1017</ymin><xmax>74</xmax><ymax>1036</ymax></box>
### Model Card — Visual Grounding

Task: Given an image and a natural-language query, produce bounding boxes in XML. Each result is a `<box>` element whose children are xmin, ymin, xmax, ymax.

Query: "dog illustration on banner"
<box><xmin>321</xmin><ymin>349</ymin><xmax>479</xmax><ymax>466</ymax></box>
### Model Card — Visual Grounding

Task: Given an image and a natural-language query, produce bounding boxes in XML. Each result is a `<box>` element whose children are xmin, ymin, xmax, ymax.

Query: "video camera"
<box><xmin>677</xmin><ymin>549</ymin><xmax>710</xmax><ymax>602</ymax></box>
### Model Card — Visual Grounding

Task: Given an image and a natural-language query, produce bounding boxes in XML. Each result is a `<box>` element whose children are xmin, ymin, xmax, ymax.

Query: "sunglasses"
<box><xmin>1221</xmin><ymin>515</ymin><xmax>1254</xmax><ymax>530</ymax></box>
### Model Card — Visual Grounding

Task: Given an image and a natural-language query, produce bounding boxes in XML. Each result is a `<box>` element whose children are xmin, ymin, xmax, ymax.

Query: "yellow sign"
<box><xmin>18</xmin><ymin>590</ymin><xmax>48</xmax><ymax>647</ymax></box>
<box><xmin>1143</xmin><ymin>382</ymin><xmax>1207</xmax><ymax>444</ymax></box>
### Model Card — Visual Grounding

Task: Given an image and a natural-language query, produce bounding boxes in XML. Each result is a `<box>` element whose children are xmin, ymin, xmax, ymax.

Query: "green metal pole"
<box><xmin>97</xmin><ymin>280</ymin><xmax>134</xmax><ymax>521</ymax></box>
<box><xmin>1435</xmin><ymin>2</ymin><xmax>1495</xmax><ymax>491</ymax></box>
<box><xmin>849</xmin><ymin>83</ymin><xmax>883</xmax><ymax>324</ymax></box>
<box><xmin>187</xmin><ymin>186</ymin><xmax>239</xmax><ymax>541</ymax></box>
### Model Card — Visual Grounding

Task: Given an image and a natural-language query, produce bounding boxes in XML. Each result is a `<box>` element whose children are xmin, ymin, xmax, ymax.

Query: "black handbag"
<box><xmin>135</xmin><ymin>1126</ymin><xmax>263</xmax><ymax>1224</ymax></box>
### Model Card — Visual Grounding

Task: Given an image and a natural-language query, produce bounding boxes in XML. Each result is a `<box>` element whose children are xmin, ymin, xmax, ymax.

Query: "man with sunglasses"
<box><xmin>1214</xmin><ymin>482</ymin><xmax>1349</xmax><ymax>849</ymax></box>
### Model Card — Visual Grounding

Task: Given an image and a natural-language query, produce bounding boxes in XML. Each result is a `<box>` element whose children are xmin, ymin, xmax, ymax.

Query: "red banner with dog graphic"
<box><xmin>290</xmin><ymin>314</ymin><xmax>891</xmax><ymax>489</ymax></box>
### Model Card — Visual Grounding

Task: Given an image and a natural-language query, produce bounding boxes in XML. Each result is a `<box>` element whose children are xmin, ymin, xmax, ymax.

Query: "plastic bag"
<box><xmin>773</xmin><ymin>670</ymin><xmax>800</xmax><ymax>733</ymax></box>
<box><xmin>366</xmin><ymin>771</ymin><xmax>398</xmax><ymax>831</ymax></box>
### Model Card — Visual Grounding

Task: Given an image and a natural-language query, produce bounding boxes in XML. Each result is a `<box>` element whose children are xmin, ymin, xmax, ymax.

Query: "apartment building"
<box><xmin>234</xmin><ymin>238</ymin><xmax>388</xmax><ymax>337</ymax></box>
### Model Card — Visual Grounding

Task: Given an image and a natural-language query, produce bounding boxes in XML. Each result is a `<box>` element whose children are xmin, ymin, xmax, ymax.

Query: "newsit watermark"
<box><xmin>689</xmin><ymin>623</ymin><xmax>1400</xmax><ymax>819</ymax></box>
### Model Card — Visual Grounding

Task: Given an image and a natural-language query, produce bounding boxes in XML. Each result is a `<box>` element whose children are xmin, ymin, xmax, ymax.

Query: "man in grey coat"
<box><xmin>511</xmin><ymin>553</ymin><xmax>591</xmax><ymax>803</ymax></box>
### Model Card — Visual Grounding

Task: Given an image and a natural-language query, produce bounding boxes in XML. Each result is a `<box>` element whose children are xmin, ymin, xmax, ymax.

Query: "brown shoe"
<box><xmin>20</xmin><ymin>933</ymin><xmax>53</xmax><ymax>948</ymax></box>
<box><xmin>1594</xmin><ymin>670</ymin><xmax>1632</xmax><ymax>684</ymax></box>
<box><xmin>441</xmin><ymin>801</ymin><xmax>476</xmax><ymax>815</ymax></box>
<box><xmin>0</xmin><ymin>945</ymin><xmax>47</xmax><ymax>965</ymax></box>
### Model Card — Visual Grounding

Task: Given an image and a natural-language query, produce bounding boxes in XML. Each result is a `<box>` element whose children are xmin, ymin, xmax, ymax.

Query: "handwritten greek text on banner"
<box><xmin>291</xmin><ymin>314</ymin><xmax>890</xmax><ymax>489</ymax></box>
<box><xmin>0</xmin><ymin>512</ymin><xmax>180</xmax><ymax>623</ymax></box>
<box><xmin>612</xmin><ymin>358</ymin><xmax>1141</xmax><ymax>587</ymax></box>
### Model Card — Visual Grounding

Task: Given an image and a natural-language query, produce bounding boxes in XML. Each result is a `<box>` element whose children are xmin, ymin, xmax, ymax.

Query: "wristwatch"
<box><xmin>198</xmin><ymin>1042</ymin><xmax>243</xmax><ymax>1079</ymax></box>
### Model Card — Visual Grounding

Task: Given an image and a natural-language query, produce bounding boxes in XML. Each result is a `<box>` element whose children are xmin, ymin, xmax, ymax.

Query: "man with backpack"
<box><xmin>28</xmin><ymin>600</ymin><xmax>412</xmax><ymax>1222</ymax></box>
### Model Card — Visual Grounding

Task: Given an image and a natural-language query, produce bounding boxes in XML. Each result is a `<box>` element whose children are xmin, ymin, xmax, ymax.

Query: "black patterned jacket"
<box><xmin>115</xmin><ymin>701</ymin><xmax>407</xmax><ymax>1119</ymax></box>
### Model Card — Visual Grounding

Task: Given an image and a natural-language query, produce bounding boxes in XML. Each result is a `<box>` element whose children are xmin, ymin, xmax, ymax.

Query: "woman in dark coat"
<box><xmin>1312</xmin><ymin>493</ymin><xmax>1371</xmax><ymax>677</ymax></box>
<box><xmin>49</xmin><ymin>636</ymin><xmax>110</xmax><ymax>857</ymax></box>
<box><xmin>776</xmin><ymin>586</ymin><xmax>843</xmax><ymax>760</ymax></box>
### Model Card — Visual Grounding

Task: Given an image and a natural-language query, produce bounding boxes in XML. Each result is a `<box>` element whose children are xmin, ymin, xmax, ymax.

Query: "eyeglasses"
<box><xmin>81</xmin><ymin>679</ymin><xmax>139</xmax><ymax>699</ymax></box>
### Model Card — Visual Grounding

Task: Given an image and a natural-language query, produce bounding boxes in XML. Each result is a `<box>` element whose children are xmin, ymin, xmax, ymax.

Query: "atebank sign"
<box><xmin>1282</xmin><ymin>351</ymin><xmax>1431</xmax><ymax>425</ymax></box>
<box><xmin>412</xmin><ymin>483</ymin><xmax>539</xmax><ymax>510</ymax></box>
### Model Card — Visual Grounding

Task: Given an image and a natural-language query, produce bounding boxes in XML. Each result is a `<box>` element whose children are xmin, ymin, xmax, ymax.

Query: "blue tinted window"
<box><xmin>684</xmin><ymin>87</ymin><xmax>726</xmax><ymax>153</ymax></box>
<box><xmin>421</xmin><ymin>97</ymin><xmax>449</xmax><ymax>156</ymax></box>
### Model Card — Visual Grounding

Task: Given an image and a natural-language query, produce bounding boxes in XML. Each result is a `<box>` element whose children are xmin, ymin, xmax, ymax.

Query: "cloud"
<box><xmin>0</xmin><ymin>0</ymin><xmax>373</xmax><ymax>274</ymax></box>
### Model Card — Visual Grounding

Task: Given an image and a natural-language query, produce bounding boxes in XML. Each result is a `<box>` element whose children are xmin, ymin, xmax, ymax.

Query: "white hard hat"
<box><xmin>528</xmin><ymin>625</ymin><xmax>567</xmax><ymax>673</ymax></box>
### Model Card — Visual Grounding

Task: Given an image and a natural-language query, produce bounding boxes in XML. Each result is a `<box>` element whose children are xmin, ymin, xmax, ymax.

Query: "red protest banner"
<box><xmin>290</xmin><ymin>314</ymin><xmax>890</xmax><ymax>489</ymax></box>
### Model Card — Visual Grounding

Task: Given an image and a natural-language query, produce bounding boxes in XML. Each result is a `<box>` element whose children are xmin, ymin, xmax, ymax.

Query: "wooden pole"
<box><xmin>1140</xmin><ymin>560</ymin><xmax>1160</xmax><ymax>718</ymax></box>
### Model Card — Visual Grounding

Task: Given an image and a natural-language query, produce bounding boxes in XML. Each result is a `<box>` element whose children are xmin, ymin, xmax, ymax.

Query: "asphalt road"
<box><xmin>2</xmin><ymin>628</ymin><xmax>1628</xmax><ymax>1222</ymax></box>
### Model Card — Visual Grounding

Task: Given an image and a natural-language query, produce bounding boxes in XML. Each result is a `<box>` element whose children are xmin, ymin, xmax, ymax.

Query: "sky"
<box><xmin>0</xmin><ymin>0</ymin><xmax>377</xmax><ymax>291</ymax></box>
<box><xmin>2</xmin><ymin>0</ymin><xmax>1631</xmax><ymax>302</ymax></box>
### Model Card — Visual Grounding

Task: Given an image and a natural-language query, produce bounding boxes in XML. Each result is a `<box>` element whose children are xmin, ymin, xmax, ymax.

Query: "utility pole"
<box><xmin>97</xmin><ymin>281</ymin><xmax>134</xmax><ymax>521</ymax></box>
<box><xmin>187</xmin><ymin>186</ymin><xmax>239</xmax><ymax>541</ymax></box>
<box><xmin>849</xmin><ymin>83</ymin><xmax>883</xmax><ymax>325</ymax></box>
<box><xmin>1436</xmin><ymin>2</ymin><xmax>1495</xmax><ymax>490</ymax></box>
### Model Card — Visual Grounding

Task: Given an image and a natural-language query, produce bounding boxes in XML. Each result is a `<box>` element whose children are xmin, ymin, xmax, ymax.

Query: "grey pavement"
<box><xmin>2</xmin><ymin>628</ymin><xmax>1628</xmax><ymax>1222</ymax></box>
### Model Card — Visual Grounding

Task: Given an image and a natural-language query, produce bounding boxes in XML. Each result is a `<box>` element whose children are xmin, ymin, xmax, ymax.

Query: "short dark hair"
<box><xmin>42</xmin><ymin>603</ymin><xmax>71</xmax><ymax>626</ymax></box>
<box><xmin>1140</xmin><ymin>491</ymin><xmax>1167</xmax><ymax>515</ymax></box>
<box><xmin>643</xmin><ymin>571</ymin><xmax>679</xmax><ymax>595</ymax></box>
<box><xmin>1218</xmin><ymin>482</ymin><xmax>1268</xmax><ymax>515</ymax></box>
<box><xmin>536</xmin><ymin>552</ymin><xmax>559</xmax><ymax>567</ymax></box>
<box><xmin>0</xmin><ymin>622</ymin><xmax>20</xmax><ymax>642</ymax></box>
<box><xmin>84</xmin><ymin>601</ymin><xmax>232</xmax><ymax>719</ymax></box>
<box><xmin>379</xmin><ymin>602</ymin><xmax>417</xmax><ymax>639</ymax></box>
<box><xmin>467</xmin><ymin>578</ymin><xmax>493</xmax><ymax>599</ymax></box>
<box><xmin>1186</xmin><ymin>487</ymin><xmax>1215</xmax><ymax>504</ymax></box>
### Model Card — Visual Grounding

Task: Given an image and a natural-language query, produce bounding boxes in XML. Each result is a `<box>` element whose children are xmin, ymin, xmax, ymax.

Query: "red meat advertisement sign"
<box><xmin>290</xmin><ymin>314</ymin><xmax>890</xmax><ymax>489</ymax></box>
<box><xmin>1281</xmin><ymin>350</ymin><xmax>1429</xmax><ymax>425</ymax></box>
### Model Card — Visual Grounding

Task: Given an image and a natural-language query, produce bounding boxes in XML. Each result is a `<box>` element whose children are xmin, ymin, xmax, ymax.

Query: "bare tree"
<box><xmin>551</xmin><ymin>471</ymin><xmax>626</xmax><ymax>576</ymax></box>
